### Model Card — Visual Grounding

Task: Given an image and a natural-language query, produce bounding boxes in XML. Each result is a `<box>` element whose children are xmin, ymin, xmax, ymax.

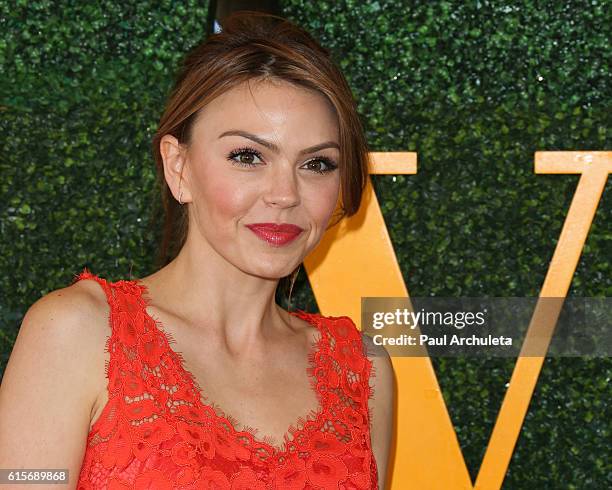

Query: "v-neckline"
<box><xmin>128</xmin><ymin>277</ymin><xmax>328</xmax><ymax>457</ymax></box>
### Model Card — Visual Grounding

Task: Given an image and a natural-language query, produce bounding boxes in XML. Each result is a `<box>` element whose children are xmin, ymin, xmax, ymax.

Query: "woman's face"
<box><xmin>174</xmin><ymin>78</ymin><xmax>341</xmax><ymax>279</ymax></box>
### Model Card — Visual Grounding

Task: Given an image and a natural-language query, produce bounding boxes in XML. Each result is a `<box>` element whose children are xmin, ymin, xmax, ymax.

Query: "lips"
<box><xmin>246</xmin><ymin>223</ymin><xmax>304</xmax><ymax>246</ymax></box>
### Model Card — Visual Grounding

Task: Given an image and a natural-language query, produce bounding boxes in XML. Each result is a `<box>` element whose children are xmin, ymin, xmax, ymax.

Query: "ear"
<box><xmin>160</xmin><ymin>134</ymin><xmax>191</xmax><ymax>204</ymax></box>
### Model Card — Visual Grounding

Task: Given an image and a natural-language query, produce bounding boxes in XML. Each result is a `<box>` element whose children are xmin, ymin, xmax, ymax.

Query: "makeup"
<box><xmin>246</xmin><ymin>222</ymin><xmax>304</xmax><ymax>247</ymax></box>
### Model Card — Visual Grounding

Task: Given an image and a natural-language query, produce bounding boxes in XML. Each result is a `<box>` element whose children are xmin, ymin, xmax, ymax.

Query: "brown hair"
<box><xmin>151</xmin><ymin>10</ymin><xmax>370</xmax><ymax>300</ymax></box>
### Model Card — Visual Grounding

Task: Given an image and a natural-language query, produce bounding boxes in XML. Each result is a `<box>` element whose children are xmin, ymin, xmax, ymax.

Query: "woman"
<box><xmin>0</xmin><ymin>11</ymin><xmax>395</xmax><ymax>489</ymax></box>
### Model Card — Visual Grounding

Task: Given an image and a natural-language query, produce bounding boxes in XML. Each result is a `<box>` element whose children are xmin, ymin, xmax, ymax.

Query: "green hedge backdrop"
<box><xmin>1</xmin><ymin>1</ymin><xmax>610</xmax><ymax>488</ymax></box>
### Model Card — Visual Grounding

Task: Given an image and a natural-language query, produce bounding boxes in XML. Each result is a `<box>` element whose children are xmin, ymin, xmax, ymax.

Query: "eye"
<box><xmin>226</xmin><ymin>148</ymin><xmax>338</xmax><ymax>174</ymax></box>
<box><xmin>227</xmin><ymin>147</ymin><xmax>264</xmax><ymax>167</ymax></box>
<box><xmin>302</xmin><ymin>156</ymin><xmax>338</xmax><ymax>174</ymax></box>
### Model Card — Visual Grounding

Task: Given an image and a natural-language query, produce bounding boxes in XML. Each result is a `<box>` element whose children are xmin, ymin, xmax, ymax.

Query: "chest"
<box><xmin>89</xmin><ymin>313</ymin><xmax>332</xmax><ymax>451</ymax></box>
<box><xmin>82</xmin><ymin>305</ymin><xmax>377</xmax><ymax>489</ymax></box>
<box><xmin>164</xmin><ymin>330</ymin><xmax>323</xmax><ymax>449</ymax></box>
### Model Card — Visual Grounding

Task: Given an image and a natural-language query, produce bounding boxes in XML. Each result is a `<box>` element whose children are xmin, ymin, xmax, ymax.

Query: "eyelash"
<box><xmin>226</xmin><ymin>146</ymin><xmax>338</xmax><ymax>174</ymax></box>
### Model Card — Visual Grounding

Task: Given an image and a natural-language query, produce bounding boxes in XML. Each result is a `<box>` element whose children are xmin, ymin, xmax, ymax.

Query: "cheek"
<box><xmin>195</xmin><ymin>166</ymin><xmax>255</xmax><ymax>224</ymax></box>
<box><xmin>303</xmin><ymin>178</ymin><xmax>341</xmax><ymax>224</ymax></box>
<box><xmin>208</xmin><ymin>183</ymin><xmax>244</xmax><ymax>218</ymax></box>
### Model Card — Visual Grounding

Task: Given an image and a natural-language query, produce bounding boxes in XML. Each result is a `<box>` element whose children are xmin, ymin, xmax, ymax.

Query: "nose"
<box><xmin>263</xmin><ymin>164</ymin><xmax>300</xmax><ymax>208</ymax></box>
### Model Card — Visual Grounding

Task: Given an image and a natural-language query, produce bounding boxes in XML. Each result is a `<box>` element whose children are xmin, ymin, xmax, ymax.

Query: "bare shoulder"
<box><xmin>0</xmin><ymin>278</ymin><xmax>110</xmax><ymax>472</ymax></box>
<box><xmin>360</xmin><ymin>331</ymin><xmax>395</xmax><ymax>490</ymax></box>
<box><xmin>17</xmin><ymin>278</ymin><xmax>110</xmax><ymax>355</ymax></box>
<box><xmin>12</xmin><ymin>278</ymin><xmax>109</xmax><ymax>354</ymax></box>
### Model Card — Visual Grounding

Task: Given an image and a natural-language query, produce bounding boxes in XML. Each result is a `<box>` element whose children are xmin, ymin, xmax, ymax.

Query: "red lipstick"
<box><xmin>246</xmin><ymin>222</ymin><xmax>304</xmax><ymax>247</ymax></box>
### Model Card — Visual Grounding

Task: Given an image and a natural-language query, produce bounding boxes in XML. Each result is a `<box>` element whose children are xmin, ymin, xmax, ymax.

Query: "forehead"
<box><xmin>191</xmin><ymin>78</ymin><xmax>339</xmax><ymax>140</ymax></box>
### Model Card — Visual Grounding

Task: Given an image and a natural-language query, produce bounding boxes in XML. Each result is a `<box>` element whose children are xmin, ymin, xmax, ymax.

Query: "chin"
<box><xmin>245</xmin><ymin>261</ymin><xmax>298</xmax><ymax>280</ymax></box>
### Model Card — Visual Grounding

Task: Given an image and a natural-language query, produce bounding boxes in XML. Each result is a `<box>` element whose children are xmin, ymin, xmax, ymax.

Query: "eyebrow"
<box><xmin>218</xmin><ymin>130</ymin><xmax>340</xmax><ymax>155</ymax></box>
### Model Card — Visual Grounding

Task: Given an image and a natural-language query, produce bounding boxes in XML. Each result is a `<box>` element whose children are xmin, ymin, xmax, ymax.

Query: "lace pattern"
<box><xmin>74</xmin><ymin>267</ymin><xmax>379</xmax><ymax>489</ymax></box>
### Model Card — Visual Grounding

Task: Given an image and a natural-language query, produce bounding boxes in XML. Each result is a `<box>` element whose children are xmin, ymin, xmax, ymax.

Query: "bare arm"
<box><xmin>362</xmin><ymin>332</ymin><xmax>395</xmax><ymax>490</ymax></box>
<box><xmin>0</xmin><ymin>283</ymin><xmax>105</xmax><ymax>489</ymax></box>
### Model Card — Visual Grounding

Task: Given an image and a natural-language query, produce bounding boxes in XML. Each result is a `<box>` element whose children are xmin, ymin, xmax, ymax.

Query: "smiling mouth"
<box><xmin>245</xmin><ymin>223</ymin><xmax>304</xmax><ymax>247</ymax></box>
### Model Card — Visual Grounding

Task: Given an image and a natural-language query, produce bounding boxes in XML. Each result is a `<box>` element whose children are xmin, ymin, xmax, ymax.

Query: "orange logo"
<box><xmin>303</xmin><ymin>151</ymin><xmax>611</xmax><ymax>489</ymax></box>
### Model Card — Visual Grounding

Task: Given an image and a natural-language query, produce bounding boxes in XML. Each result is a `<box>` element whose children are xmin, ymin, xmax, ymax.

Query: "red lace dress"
<box><xmin>73</xmin><ymin>268</ymin><xmax>378</xmax><ymax>490</ymax></box>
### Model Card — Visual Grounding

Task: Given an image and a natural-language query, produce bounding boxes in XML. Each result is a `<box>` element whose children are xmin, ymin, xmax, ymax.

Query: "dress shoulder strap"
<box><xmin>71</xmin><ymin>267</ymin><xmax>171</xmax><ymax>449</ymax></box>
<box><xmin>325</xmin><ymin>315</ymin><xmax>376</xmax><ymax>421</ymax></box>
<box><xmin>73</xmin><ymin>266</ymin><xmax>114</xmax><ymax>303</ymax></box>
